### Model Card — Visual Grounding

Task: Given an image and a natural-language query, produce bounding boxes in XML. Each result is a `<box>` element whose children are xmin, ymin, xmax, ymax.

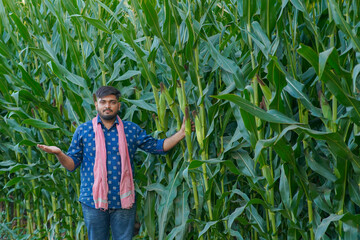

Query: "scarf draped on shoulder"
<box><xmin>91</xmin><ymin>115</ymin><xmax>135</xmax><ymax>210</ymax></box>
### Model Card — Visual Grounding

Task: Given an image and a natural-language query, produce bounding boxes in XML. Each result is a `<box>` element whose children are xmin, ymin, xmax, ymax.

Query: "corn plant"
<box><xmin>1</xmin><ymin>0</ymin><xmax>360</xmax><ymax>239</ymax></box>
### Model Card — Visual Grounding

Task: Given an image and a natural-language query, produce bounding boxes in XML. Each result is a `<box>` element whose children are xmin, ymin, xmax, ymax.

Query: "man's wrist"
<box><xmin>55</xmin><ymin>150</ymin><xmax>63</xmax><ymax>156</ymax></box>
<box><xmin>179</xmin><ymin>130</ymin><xmax>186</xmax><ymax>139</ymax></box>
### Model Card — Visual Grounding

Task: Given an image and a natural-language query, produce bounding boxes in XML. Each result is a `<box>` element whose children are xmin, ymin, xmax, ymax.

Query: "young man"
<box><xmin>37</xmin><ymin>86</ymin><xmax>189</xmax><ymax>240</ymax></box>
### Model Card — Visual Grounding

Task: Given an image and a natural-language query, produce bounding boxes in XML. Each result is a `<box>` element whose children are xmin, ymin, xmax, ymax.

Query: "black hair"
<box><xmin>95</xmin><ymin>86</ymin><xmax>121</xmax><ymax>100</ymax></box>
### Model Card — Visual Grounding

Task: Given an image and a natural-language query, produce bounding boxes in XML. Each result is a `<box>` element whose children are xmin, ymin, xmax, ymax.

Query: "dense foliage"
<box><xmin>1</xmin><ymin>0</ymin><xmax>360</xmax><ymax>239</ymax></box>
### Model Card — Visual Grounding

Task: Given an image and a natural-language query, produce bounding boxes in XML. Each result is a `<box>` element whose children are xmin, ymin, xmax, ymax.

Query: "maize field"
<box><xmin>1</xmin><ymin>0</ymin><xmax>360</xmax><ymax>239</ymax></box>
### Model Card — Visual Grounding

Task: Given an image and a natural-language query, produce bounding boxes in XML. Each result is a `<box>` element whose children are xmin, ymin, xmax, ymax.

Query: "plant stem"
<box><xmin>307</xmin><ymin>199</ymin><xmax>315</xmax><ymax>240</ymax></box>
<box><xmin>16</xmin><ymin>201</ymin><xmax>20</xmax><ymax>229</ymax></box>
<box><xmin>299</xmin><ymin>101</ymin><xmax>314</xmax><ymax>240</ymax></box>
<box><xmin>4</xmin><ymin>179</ymin><xmax>10</xmax><ymax>223</ymax></box>
<box><xmin>194</xmin><ymin>45</ymin><xmax>213</xmax><ymax>220</ymax></box>
<box><xmin>26</xmin><ymin>198</ymin><xmax>33</xmax><ymax>235</ymax></box>
<box><xmin>49</xmin><ymin>155</ymin><xmax>59</xmax><ymax>238</ymax></box>
<box><xmin>248</xmin><ymin>7</ymin><xmax>276</xmax><ymax>238</ymax></box>
<box><xmin>64</xmin><ymin>174</ymin><xmax>73</xmax><ymax>239</ymax></box>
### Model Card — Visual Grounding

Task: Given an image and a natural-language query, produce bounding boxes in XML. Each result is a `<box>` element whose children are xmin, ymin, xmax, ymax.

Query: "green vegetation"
<box><xmin>1</xmin><ymin>0</ymin><xmax>360</xmax><ymax>239</ymax></box>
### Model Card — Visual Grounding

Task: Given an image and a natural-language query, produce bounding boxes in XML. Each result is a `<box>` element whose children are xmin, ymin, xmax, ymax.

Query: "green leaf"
<box><xmin>62</xmin><ymin>0</ymin><xmax>80</xmax><ymax>15</ymax></box>
<box><xmin>284</xmin><ymin>75</ymin><xmax>322</xmax><ymax>118</ymax></box>
<box><xmin>228</xmin><ymin>206</ymin><xmax>246</xmax><ymax>229</ymax></box>
<box><xmin>231</xmin><ymin>150</ymin><xmax>257</xmax><ymax>178</ymax></box>
<box><xmin>80</xmin><ymin>15</ymin><xmax>112</xmax><ymax>34</ymax></box>
<box><xmin>49</xmin><ymin>61</ymin><xmax>88</xmax><ymax>89</ymax></box>
<box><xmin>315</xmin><ymin>214</ymin><xmax>344</xmax><ymax>240</ymax></box>
<box><xmin>214</xmin><ymin>94</ymin><xmax>299</xmax><ymax>124</ymax></box>
<box><xmin>243</xmin><ymin>0</ymin><xmax>257</xmax><ymax>22</ymax></box>
<box><xmin>29</xmin><ymin>47</ymin><xmax>52</xmax><ymax>61</ymax></box>
<box><xmin>0</xmin><ymin>0</ymin><xmax>10</xmax><ymax>34</ymax></box>
<box><xmin>260</xmin><ymin>0</ymin><xmax>278</xmax><ymax>36</ymax></box>
<box><xmin>4</xmin><ymin>106</ymin><xmax>31</xmax><ymax>119</ymax></box>
<box><xmin>273</xmin><ymin>138</ymin><xmax>296</xmax><ymax>163</ymax></box>
<box><xmin>9</xmin><ymin>164</ymin><xmax>31</xmax><ymax>174</ymax></box>
<box><xmin>5</xmin><ymin>177</ymin><xmax>22</xmax><ymax>188</ymax></box>
<box><xmin>18</xmin><ymin>139</ymin><xmax>39</xmax><ymax>147</ymax></box>
<box><xmin>289</xmin><ymin>0</ymin><xmax>306</xmax><ymax>12</ymax></box>
<box><xmin>247</xmin><ymin>21</ymin><xmax>271</xmax><ymax>58</ymax></box>
<box><xmin>318</xmin><ymin>47</ymin><xmax>351</xmax><ymax>88</ymax></box>
<box><xmin>113</xmin><ymin>33</ymin><xmax>136</xmax><ymax>61</ymax></box>
<box><xmin>297</xmin><ymin>44</ymin><xmax>319</xmax><ymax>73</ymax></box>
<box><xmin>298</xmin><ymin>44</ymin><xmax>360</xmax><ymax>125</ymax></box>
<box><xmin>146</xmin><ymin>168</ymin><xmax>182</xmax><ymax>240</ymax></box>
<box><xmin>0</xmin><ymin>39</ymin><xmax>12</xmax><ymax>58</ymax></box>
<box><xmin>167</xmin><ymin>183</ymin><xmax>190</xmax><ymax>240</ymax></box>
<box><xmin>228</xmin><ymin>196</ymin><xmax>268</xmax><ymax>235</ymax></box>
<box><xmin>319</xmin><ymin>48</ymin><xmax>334</xmax><ymax>81</ymax></box>
<box><xmin>21</xmin><ymin>118</ymin><xmax>59</xmax><ymax>129</ymax></box>
<box><xmin>0</xmin><ymin>160</ymin><xmax>16</xmax><ymax>167</ymax></box>
<box><xmin>198</xmin><ymin>221</ymin><xmax>219</xmax><ymax>238</ymax></box>
<box><xmin>188</xmin><ymin>160</ymin><xmax>205</xmax><ymax>170</ymax></box>
<box><xmin>224</xmin><ymin>160</ymin><xmax>241</xmax><ymax>175</ymax></box>
<box><xmin>139</xmin><ymin>0</ymin><xmax>186</xmax><ymax>84</ymax></box>
<box><xmin>17</xmin><ymin>64</ymin><xmax>44</xmax><ymax>97</ymax></box>
<box><xmin>118</xmin><ymin>25</ymin><xmax>158</xmax><ymax>87</ymax></box>
<box><xmin>282</xmin><ymin>125</ymin><xmax>360</xmax><ymax>173</ymax></box>
<box><xmin>123</xmin><ymin>99</ymin><xmax>157</xmax><ymax>113</ymax></box>
<box><xmin>206</xmin><ymin>38</ymin><xmax>245</xmax><ymax>89</ymax></box>
<box><xmin>141</xmin><ymin>0</ymin><xmax>162</xmax><ymax>39</ymax></box>
<box><xmin>65</xmin><ymin>91</ymin><xmax>86</xmax><ymax>123</ymax></box>
<box><xmin>18</xmin><ymin>89</ymin><xmax>67</xmax><ymax>129</ymax></box>
<box><xmin>306</xmin><ymin>152</ymin><xmax>337</xmax><ymax>182</ymax></box>
<box><xmin>188</xmin><ymin>158</ymin><xmax>223</xmax><ymax>170</ymax></box>
<box><xmin>232</xmin><ymin>99</ymin><xmax>257</xmax><ymax>146</ymax></box>
<box><xmin>144</xmin><ymin>191</ymin><xmax>156</xmax><ymax>239</ymax></box>
<box><xmin>279</xmin><ymin>165</ymin><xmax>291</xmax><ymax>209</ymax></box>
<box><xmin>349</xmin><ymin>179</ymin><xmax>360</xmax><ymax>206</ymax></box>
<box><xmin>353</xmin><ymin>64</ymin><xmax>360</xmax><ymax>93</ymax></box>
<box><xmin>341</xmin><ymin>213</ymin><xmax>360</xmax><ymax>236</ymax></box>
<box><xmin>163</xmin><ymin>0</ymin><xmax>177</xmax><ymax>45</ymax></box>
<box><xmin>75</xmin><ymin>221</ymin><xmax>85</xmax><ymax>239</ymax></box>
<box><xmin>108</xmin><ymin>70</ymin><xmax>141</xmax><ymax>84</ymax></box>
<box><xmin>9</xmin><ymin>12</ymin><xmax>31</xmax><ymax>43</ymax></box>
<box><xmin>328</xmin><ymin>0</ymin><xmax>360</xmax><ymax>52</ymax></box>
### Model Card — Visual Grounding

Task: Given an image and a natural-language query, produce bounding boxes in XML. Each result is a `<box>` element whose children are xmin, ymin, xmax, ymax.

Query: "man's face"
<box><xmin>95</xmin><ymin>95</ymin><xmax>121</xmax><ymax>121</ymax></box>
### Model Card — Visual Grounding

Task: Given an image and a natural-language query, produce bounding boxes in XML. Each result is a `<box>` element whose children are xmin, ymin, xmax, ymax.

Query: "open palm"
<box><xmin>37</xmin><ymin>144</ymin><xmax>61</xmax><ymax>155</ymax></box>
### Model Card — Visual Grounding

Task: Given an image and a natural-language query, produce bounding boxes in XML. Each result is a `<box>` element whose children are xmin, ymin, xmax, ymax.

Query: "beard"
<box><xmin>98</xmin><ymin>109</ymin><xmax>118</xmax><ymax>121</ymax></box>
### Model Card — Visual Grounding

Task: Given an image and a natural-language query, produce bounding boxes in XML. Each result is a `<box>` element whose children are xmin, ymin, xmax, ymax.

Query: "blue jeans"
<box><xmin>81</xmin><ymin>203</ymin><xmax>136</xmax><ymax>240</ymax></box>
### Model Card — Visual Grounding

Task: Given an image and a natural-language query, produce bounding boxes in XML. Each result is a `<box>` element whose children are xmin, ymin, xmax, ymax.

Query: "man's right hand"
<box><xmin>37</xmin><ymin>144</ymin><xmax>75</xmax><ymax>171</ymax></box>
<box><xmin>37</xmin><ymin>144</ymin><xmax>62</xmax><ymax>155</ymax></box>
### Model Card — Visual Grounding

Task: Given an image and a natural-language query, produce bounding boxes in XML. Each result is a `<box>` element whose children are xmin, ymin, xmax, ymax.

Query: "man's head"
<box><xmin>95</xmin><ymin>86</ymin><xmax>121</xmax><ymax>121</ymax></box>
<box><xmin>95</xmin><ymin>86</ymin><xmax>121</xmax><ymax>100</ymax></box>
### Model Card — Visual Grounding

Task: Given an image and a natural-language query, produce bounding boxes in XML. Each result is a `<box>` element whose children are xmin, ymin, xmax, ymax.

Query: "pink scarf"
<box><xmin>92</xmin><ymin>115</ymin><xmax>135</xmax><ymax>210</ymax></box>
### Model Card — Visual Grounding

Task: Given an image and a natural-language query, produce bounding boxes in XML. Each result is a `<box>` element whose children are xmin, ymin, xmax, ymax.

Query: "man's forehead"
<box><xmin>97</xmin><ymin>95</ymin><xmax>118</xmax><ymax>101</ymax></box>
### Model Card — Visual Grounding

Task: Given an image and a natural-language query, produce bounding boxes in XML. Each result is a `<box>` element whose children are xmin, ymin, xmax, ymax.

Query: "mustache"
<box><xmin>103</xmin><ymin>109</ymin><xmax>113</xmax><ymax>112</ymax></box>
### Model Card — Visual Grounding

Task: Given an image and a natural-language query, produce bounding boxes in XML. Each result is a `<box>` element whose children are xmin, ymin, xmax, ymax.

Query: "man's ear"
<box><xmin>118</xmin><ymin>102</ymin><xmax>121</xmax><ymax>111</ymax></box>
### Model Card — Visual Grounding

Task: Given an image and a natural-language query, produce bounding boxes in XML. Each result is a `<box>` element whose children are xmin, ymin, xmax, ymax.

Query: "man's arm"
<box><xmin>163</xmin><ymin>128</ymin><xmax>186</xmax><ymax>152</ymax></box>
<box><xmin>163</xmin><ymin>118</ymin><xmax>194</xmax><ymax>152</ymax></box>
<box><xmin>37</xmin><ymin>144</ymin><xmax>75</xmax><ymax>171</ymax></box>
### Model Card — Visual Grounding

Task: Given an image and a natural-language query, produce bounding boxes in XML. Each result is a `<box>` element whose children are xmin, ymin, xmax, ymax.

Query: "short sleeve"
<box><xmin>135</xmin><ymin>124</ymin><xmax>166</xmax><ymax>155</ymax></box>
<box><xmin>66</xmin><ymin>126</ymin><xmax>84</xmax><ymax>171</ymax></box>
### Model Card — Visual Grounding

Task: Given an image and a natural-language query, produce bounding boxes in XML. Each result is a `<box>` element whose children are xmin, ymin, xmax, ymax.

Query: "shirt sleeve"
<box><xmin>135</xmin><ymin>124</ymin><xmax>166</xmax><ymax>155</ymax></box>
<box><xmin>66</xmin><ymin>126</ymin><xmax>84</xmax><ymax>171</ymax></box>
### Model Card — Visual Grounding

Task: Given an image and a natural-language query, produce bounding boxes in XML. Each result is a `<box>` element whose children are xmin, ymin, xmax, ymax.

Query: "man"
<box><xmin>37</xmin><ymin>86</ymin><xmax>189</xmax><ymax>240</ymax></box>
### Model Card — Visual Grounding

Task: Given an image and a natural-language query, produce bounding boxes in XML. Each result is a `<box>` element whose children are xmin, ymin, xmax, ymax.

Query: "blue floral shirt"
<box><xmin>67</xmin><ymin>116</ymin><xmax>165</xmax><ymax>209</ymax></box>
